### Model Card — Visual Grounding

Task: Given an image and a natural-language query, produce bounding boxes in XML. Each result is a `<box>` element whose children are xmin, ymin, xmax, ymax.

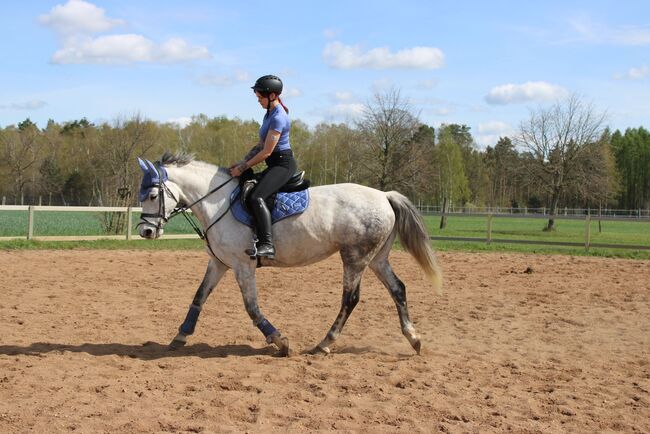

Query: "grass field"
<box><xmin>1</xmin><ymin>209</ymin><xmax>649</xmax><ymax>259</ymax></box>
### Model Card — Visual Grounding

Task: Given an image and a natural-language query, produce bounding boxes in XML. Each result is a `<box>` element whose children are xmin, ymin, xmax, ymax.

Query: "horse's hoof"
<box><xmin>276</xmin><ymin>344</ymin><xmax>290</xmax><ymax>357</ymax></box>
<box><xmin>169</xmin><ymin>338</ymin><xmax>186</xmax><ymax>350</ymax></box>
<box><xmin>269</xmin><ymin>334</ymin><xmax>290</xmax><ymax>357</ymax></box>
<box><xmin>308</xmin><ymin>345</ymin><xmax>330</xmax><ymax>356</ymax></box>
<box><xmin>412</xmin><ymin>340</ymin><xmax>421</xmax><ymax>355</ymax></box>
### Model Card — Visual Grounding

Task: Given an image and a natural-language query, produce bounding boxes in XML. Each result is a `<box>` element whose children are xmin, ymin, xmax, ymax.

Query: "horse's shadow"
<box><xmin>0</xmin><ymin>341</ymin><xmax>276</xmax><ymax>360</ymax></box>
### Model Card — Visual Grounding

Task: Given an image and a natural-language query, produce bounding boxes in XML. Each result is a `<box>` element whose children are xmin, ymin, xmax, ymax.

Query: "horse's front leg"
<box><xmin>170</xmin><ymin>258</ymin><xmax>228</xmax><ymax>349</ymax></box>
<box><xmin>233</xmin><ymin>264</ymin><xmax>290</xmax><ymax>356</ymax></box>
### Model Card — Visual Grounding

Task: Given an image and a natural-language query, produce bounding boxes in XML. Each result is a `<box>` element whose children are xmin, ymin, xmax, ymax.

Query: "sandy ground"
<box><xmin>0</xmin><ymin>249</ymin><xmax>648</xmax><ymax>433</ymax></box>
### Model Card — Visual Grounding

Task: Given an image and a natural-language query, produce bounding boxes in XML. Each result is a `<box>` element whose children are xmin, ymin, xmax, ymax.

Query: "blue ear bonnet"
<box><xmin>137</xmin><ymin>157</ymin><xmax>168</xmax><ymax>202</ymax></box>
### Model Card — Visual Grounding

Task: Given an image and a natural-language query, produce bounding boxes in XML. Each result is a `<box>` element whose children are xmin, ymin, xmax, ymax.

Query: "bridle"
<box><xmin>137</xmin><ymin>164</ymin><xmax>235</xmax><ymax>261</ymax></box>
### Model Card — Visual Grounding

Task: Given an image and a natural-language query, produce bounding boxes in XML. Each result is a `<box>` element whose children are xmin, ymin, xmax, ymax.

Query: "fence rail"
<box><xmin>417</xmin><ymin>205</ymin><xmax>650</xmax><ymax>219</ymax></box>
<box><xmin>1</xmin><ymin>205</ymin><xmax>648</xmax><ymax>251</ymax></box>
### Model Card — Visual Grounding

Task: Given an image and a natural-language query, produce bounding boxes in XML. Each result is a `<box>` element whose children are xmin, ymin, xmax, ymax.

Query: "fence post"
<box><xmin>126</xmin><ymin>207</ymin><xmax>133</xmax><ymax>241</ymax></box>
<box><xmin>487</xmin><ymin>213</ymin><xmax>493</xmax><ymax>245</ymax></box>
<box><xmin>584</xmin><ymin>215</ymin><xmax>591</xmax><ymax>252</ymax></box>
<box><xmin>439</xmin><ymin>197</ymin><xmax>448</xmax><ymax>229</ymax></box>
<box><xmin>28</xmin><ymin>206</ymin><xmax>34</xmax><ymax>240</ymax></box>
<box><xmin>1</xmin><ymin>196</ymin><xmax>5</xmax><ymax>205</ymax></box>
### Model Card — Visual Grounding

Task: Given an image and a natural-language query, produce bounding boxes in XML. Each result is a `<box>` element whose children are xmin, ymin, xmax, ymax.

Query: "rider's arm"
<box><xmin>237</xmin><ymin>129</ymin><xmax>281</xmax><ymax>171</ymax></box>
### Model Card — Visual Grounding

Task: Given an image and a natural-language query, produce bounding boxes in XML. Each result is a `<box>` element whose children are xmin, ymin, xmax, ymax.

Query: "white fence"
<box><xmin>416</xmin><ymin>205</ymin><xmax>650</xmax><ymax>219</ymax></box>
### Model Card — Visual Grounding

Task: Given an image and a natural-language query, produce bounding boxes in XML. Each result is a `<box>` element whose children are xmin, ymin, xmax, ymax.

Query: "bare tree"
<box><xmin>515</xmin><ymin>95</ymin><xmax>607</xmax><ymax>230</ymax></box>
<box><xmin>357</xmin><ymin>88</ymin><xmax>426</xmax><ymax>191</ymax></box>
<box><xmin>0</xmin><ymin>119</ymin><xmax>41</xmax><ymax>204</ymax></box>
<box><xmin>92</xmin><ymin>114</ymin><xmax>159</xmax><ymax>233</ymax></box>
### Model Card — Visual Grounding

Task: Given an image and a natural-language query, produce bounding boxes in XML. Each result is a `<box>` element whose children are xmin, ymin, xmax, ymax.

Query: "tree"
<box><xmin>357</xmin><ymin>88</ymin><xmax>428</xmax><ymax>191</ymax></box>
<box><xmin>612</xmin><ymin>127</ymin><xmax>650</xmax><ymax>209</ymax></box>
<box><xmin>303</xmin><ymin>123</ymin><xmax>361</xmax><ymax>186</ymax></box>
<box><xmin>433</xmin><ymin>127</ymin><xmax>470</xmax><ymax>207</ymax></box>
<box><xmin>515</xmin><ymin>95</ymin><xmax>608</xmax><ymax>230</ymax></box>
<box><xmin>484</xmin><ymin>137</ymin><xmax>522</xmax><ymax>207</ymax></box>
<box><xmin>0</xmin><ymin>119</ymin><xmax>41</xmax><ymax>204</ymax></box>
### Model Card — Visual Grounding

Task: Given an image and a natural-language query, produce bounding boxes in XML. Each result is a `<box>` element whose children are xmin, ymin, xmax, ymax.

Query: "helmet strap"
<box><xmin>266</xmin><ymin>93</ymin><xmax>277</xmax><ymax>111</ymax></box>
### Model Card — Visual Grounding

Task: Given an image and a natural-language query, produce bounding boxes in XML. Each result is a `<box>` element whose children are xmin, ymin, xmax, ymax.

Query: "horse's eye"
<box><xmin>149</xmin><ymin>193</ymin><xmax>158</xmax><ymax>201</ymax></box>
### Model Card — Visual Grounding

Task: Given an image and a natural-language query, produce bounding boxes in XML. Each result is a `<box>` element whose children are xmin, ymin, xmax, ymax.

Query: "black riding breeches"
<box><xmin>249</xmin><ymin>151</ymin><xmax>297</xmax><ymax>202</ymax></box>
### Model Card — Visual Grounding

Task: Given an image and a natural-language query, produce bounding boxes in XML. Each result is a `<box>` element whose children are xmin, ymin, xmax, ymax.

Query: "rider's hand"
<box><xmin>230</xmin><ymin>166</ymin><xmax>243</xmax><ymax>177</ymax></box>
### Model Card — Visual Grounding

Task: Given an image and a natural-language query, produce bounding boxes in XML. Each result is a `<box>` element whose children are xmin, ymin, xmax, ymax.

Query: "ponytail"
<box><xmin>278</xmin><ymin>97</ymin><xmax>289</xmax><ymax>114</ymax></box>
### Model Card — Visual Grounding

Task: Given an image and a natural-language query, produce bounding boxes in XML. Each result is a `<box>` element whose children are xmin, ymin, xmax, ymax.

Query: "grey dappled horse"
<box><xmin>137</xmin><ymin>152</ymin><xmax>442</xmax><ymax>356</ymax></box>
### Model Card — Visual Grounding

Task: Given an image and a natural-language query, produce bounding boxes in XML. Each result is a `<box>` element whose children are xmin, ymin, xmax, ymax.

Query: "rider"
<box><xmin>229</xmin><ymin>75</ymin><xmax>297</xmax><ymax>259</ymax></box>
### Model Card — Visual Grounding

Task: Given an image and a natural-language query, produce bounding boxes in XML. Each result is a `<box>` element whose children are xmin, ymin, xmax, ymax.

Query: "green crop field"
<box><xmin>0</xmin><ymin>210</ymin><xmax>200</xmax><ymax>237</ymax></box>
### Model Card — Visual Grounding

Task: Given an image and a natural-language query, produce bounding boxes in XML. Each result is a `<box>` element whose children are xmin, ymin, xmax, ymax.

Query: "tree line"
<box><xmin>1</xmin><ymin>91</ymin><xmax>649</xmax><ymax>229</ymax></box>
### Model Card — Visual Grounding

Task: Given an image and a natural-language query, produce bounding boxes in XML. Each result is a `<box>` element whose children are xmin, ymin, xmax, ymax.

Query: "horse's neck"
<box><xmin>167</xmin><ymin>163</ymin><xmax>234</xmax><ymax>225</ymax></box>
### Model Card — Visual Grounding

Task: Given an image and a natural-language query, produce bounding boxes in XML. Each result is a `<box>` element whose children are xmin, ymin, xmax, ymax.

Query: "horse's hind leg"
<box><xmin>170</xmin><ymin>258</ymin><xmax>228</xmax><ymax>349</ymax></box>
<box><xmin>311</xmin><ymin>260</ymin><xmax>365</xmax><ymax>355</ymax></box>
<box><xmin>370</xmin><ymin>258</ymin><xmax>422</xmax><ymax>354</ymax></box>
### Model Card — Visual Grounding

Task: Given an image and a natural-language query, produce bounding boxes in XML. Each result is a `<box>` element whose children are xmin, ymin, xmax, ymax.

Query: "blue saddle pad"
<box><xmin>230</xmin><ymin>186</ymin><xmax>310</xmax><ymax>228</ymax></box>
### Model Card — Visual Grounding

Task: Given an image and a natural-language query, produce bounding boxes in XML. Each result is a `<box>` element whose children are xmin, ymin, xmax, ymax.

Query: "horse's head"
<box><xmin>137</xmin><ymin>157</ymin><xmax>181</xmax><ymax>239</ymax></box>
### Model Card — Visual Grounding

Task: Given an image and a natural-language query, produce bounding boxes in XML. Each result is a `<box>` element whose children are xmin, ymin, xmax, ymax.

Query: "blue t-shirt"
<box><xmin>259</xmin><ymin>105</ymin><xmax>291</xmax><ymax>152</ymax></box>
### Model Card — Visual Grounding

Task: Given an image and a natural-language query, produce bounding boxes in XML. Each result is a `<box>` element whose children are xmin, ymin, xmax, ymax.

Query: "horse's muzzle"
<box><xmin>139</xmin><ymin>225</ymin><xmax>163</xmax><ymax>239</ymax></box>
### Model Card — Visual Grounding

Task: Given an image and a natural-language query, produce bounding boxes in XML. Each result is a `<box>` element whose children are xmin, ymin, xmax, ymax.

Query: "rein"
<box><xmin>138</xmin><ymin>165</ymin><xmax>235</xmax><ymax>262</ymax></box>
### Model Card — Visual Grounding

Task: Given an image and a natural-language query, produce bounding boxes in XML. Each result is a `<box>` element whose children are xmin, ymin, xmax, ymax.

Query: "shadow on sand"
<box><xmin>0</xmin><ymin>341</ymin><xmax>276</xmax><ymax>360</ymax></box>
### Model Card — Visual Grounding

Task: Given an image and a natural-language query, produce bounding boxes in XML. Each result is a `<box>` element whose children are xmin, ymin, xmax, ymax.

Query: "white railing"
<box><xmin>416</xmin><ymin>205</ymin><xmax>650</xmax><ymax>219</ymax></box>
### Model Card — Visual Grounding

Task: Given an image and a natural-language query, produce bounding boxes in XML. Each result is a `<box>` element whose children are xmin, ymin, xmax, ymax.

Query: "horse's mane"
<box><xmin>157</xmin><ymin>150</ymin><xmax>229</xmax><ymax>176</ymax></box>
<box><xmin>158</xmin><ymin>150</ymin><xmax>195</xmax><ymax>167</ymax></box>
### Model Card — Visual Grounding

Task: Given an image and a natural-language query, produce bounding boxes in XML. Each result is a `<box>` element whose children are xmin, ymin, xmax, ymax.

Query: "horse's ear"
<box><xmin>144</xmin><ymin>159</ymin><xmax>160</xmax><ymax>183</ymax></box>
<box><xmin>137</xmin><ymin>157</ymin><xmax>148</xmax><ymax>173</ymax></box>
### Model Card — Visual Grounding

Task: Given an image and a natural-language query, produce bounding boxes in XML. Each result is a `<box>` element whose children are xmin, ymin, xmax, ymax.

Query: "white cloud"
<box><xmin>40</xmin><ymin>0</ymin><xmax>210</xmax><ymax>65</ymax></box>
<box><xmin>50</xmin><ymin>34</ymin><xmax>210</xmax><ymax>64</ymax></box>
<box><xmin>485</xmin><ymin>81</ymin><xmax>569</xmax><ymax>105</ymax></box>
<box><xmin>323</xmin><ymin>41</ymin><xmax>445</xmax><ymax>69</ymax></box>
<box><xmin>476</xmin><ymin>134</ymin><xmax>506</xmax><ymax>148</ymax></box>
<box><xmin>476</xmin><ymin>121</ymin><xmax>516</xmax><ymax>148</ymax></box>
<box><xmin>39</xmin><ymin>0</ymin><xmax>124</xmax><ymax>35</ymax></box>
<box><xmin>0</xmin><ymin>100</ymin><xmax>47</xmax><ymax>110</ymax></box>
<box><xmin>614</xmin><ymin>65</ymin><xmax>650</xmax><ymax>80</ymax></box>
<box><xmin>166</xmin><ymin>117</ymin><xmax>192</xmax><ymax>128</ymax></box>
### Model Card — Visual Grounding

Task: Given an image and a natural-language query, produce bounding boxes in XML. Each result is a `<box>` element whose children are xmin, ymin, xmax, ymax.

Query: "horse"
<box><xmin>137</xmin><ymin>151</ymin><xmax>442</xmax><ymax>356</ymax></box>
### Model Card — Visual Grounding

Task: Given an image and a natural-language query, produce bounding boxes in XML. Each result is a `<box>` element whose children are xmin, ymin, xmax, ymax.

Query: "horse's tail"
<box><xmin>386</xmin><ymin>191</ymin><xmax>442</xmax><ymax>295</ymax></box>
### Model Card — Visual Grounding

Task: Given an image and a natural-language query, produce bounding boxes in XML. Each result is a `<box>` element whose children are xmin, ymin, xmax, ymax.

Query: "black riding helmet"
<box><xmin>252</xmin><ymin>75</ymin><xmax>283</xmax><ymax>96</ymax></box>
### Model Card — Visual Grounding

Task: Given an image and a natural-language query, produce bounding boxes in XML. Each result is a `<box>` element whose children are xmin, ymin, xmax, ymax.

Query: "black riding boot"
<box><xmin>250</xmin><ymin>197</ymin><xmax>275</xmax><ymax>258</ymax></box>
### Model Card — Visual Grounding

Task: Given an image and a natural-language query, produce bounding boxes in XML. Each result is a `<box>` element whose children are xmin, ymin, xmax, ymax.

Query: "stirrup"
<box><xmin>245</xmin><ymin>236</ymin><xmax>258</xmax><ymax>259</ymax></box>
<box><xmin>255</xmin><ymin>242</ymin><xmax>275</xmax><ymax>259</ymax></box>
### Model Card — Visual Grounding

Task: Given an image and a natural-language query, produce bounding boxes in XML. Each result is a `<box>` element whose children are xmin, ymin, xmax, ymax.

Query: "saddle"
<box><xmin>230</xmin><ymin>171</ymin><xmax>311</xmax><ymax>228</ymax></box>
<box><xmin>240</xmin><ymin>170</ymin><xmax>310</xmax><ymax>210</ymax></box>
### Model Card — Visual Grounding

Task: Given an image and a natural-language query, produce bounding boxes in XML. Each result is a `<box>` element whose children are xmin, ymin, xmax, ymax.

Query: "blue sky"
<box><xmin>1</xmin><ymin>0</ymin><xmax>649</xmax><ymax>147</ymax></box>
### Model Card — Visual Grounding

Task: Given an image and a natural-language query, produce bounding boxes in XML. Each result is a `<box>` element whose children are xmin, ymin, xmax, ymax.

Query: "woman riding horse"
<box><xmin>229</xmin><ymin>75</ymin><xmax>297</xmax><ymax>259</ymax></box>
